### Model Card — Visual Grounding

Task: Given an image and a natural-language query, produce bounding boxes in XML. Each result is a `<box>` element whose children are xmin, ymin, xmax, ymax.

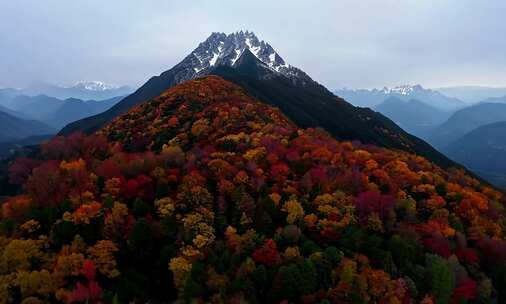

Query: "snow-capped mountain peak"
<box><xmin>70</xmin><ymin>81</ymin><xmax>120</xmax><ymax>91</ymax></box>
<box><xmin>134</xmin><ymin>31</ymin><xmax>315</xmax><ymax>93</ymax></box>
<box><xmin>187</xmin><ymin>31</ymin><xmax>293</xmax><ymax>77</ymax></box>
<box><xmin>378</xmin><ymin>84</ymin><xmax>425</xmax><ymax>96</ymax></box>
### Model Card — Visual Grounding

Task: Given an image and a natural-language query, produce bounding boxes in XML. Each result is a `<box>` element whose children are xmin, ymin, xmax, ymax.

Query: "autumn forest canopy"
<box><xmin>0</xmin><ymin>76</ymin><xmax>504</xmax><ymax>303</ymax></box>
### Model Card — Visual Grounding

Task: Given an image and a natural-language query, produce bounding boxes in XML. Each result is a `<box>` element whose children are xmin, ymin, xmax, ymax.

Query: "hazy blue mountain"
<box><xmin>0</xmin><ymin>110</ymin><xmax>54</xmax><ymax>142</ymax></box>
<box><xmin>429</xmin><ymin>103</ymin><xmax>506</xmax><ymax>149</ymax></box>
<box><xmin>335</xmin><ymin>84</ymin><xmax>465</xmax><ymax>111</ymax></box>
<box><xmin>0</xmin><ymin>104</ymin><xmax>27</xmax><ymax>119</ymax></box>
<box><xmin>23</xmin><ymin>81</ymin><xmax>133</xmax><ymax>100</ymax></box>
<box><xmin>334</xmin><ymin>88</ymin><xmax>389</xmax><ymax>108</ymax></box>
<box><xmin>444</xmin><ymin>121</ymin><xmax>506</xmax><ymax>189</ymax></box>
<box><xmin>0</xmin><ymin>82</ymin><xmax>132</xmax><ymax>112</ymax></box>
<box><xmin>0</xmin><ymin>88</ymin><xmax>22</xmax><ymax>109</ymax></box>
<box><xmin>2</xmin><ymin>94</ymin><xmax>122</xmax><ymax>129</ymax></box>
<box><xmin>479</xmin><ymin>95</ymin><xmax>506</xmax><ymax>104</ymax></box>
<box><xmin>10</xmin><ymin>95</ymin><xmax>65</xmax><ymax>120</ymax></box>
<box><xmin>436</xmin><ymin>86</ymin><xmax>506</xmax><ymax>103</ymax></box>
<box><xmin>45</xmin><ymin>96</ymin><xmax>123</xmax><ymax>129</ymax></box>
<box><xmin>374</xmin><ymin>97</ymin><xmax>452</xmax><ymax>139</ymax></box>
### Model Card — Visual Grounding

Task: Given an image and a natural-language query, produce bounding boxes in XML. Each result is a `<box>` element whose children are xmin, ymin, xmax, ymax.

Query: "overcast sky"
<box><xmin>1</xmin><ymin>0</ymin><xmax>505</xmax><ymax>89</ymax></box>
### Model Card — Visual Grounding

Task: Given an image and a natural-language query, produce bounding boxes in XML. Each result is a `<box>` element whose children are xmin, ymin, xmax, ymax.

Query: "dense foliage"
<box><xmin>1</xmin><ymin>76</ymin><xmax>506</xmax><ymax>303</ymax></box>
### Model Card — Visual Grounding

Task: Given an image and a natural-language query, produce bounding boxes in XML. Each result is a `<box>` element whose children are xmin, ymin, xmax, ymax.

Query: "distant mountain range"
<box><xmin>0</xmin><ymin>92</ymin><xmax>123</xmax><ymax>130</ymax></box>
<box><xmin>0</xmin><ymin>89</ymin><xmax>124</xmax><ymax>159</ymax></box>
<box><xmin>0</xmin><ymin>110</ymin><xmax>54</xmax><ymax>142</ymax></box>
<box><xmin>0</xmin><ymin>81</ymin><xmax>131</xmax><ymax>109</ymax></box>
<box><xmin>335</xmin><ymin>84</ymin><xmax>465</xmax><ymax>111</ymax></box>
<box><xmin>419</xmin><ymin>102</ymin><xmax>506</xmax><ymax>190</ymax></box>
<box><xmin>45</xmin><ymin>96</ymin><xmax>123</xmax><ymax>128</ymax></box>
<box><xmin>428</xmin><ymin>103</ymin><xmax>506</xmax><ymax>149</ymax></box>
<box><xmin>373</xmin><ymin>97</ymin><xmax>451</xmax><ymax>139</ymax></box>
<box><xmin>60</xmin><ymin>31</ymin><xmax>461</xmax><ymax>172</ymax></box>
<box><xmin>479</xmin><ymin>95</ymin><xmax>506</xmax><ymax>104</ymax></box>
<box><xmin>444</xmin><ymin>121</ymin><xmax>506</xmax><ymax>189</ymax></box>
<box><xmin>21</xmin><ymin>81</ymin><xmax>133</xmax><ymax>100</ymax></box>
<box><xmin>436</xmin><ymin>86</ymin><xmax>506</xmax><ymax>103</ymax></box>
<box><xmin>0</xmin><ymin>103</ymin><xmax>25</xmax><ymax>119</ymax></box>
<box><xmin>8</xmin><ymin>95</ymin><xmax>65</xmax><ymax>120</ymax></box>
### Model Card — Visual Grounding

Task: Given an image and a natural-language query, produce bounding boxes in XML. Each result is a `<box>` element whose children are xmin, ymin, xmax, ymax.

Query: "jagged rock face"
<box><xmin>193</xmin><ymin>31</ymin><xmax>287</xmax><ymax>71</ymax></box>
<box><xmin>173</xmin><ymin>31</ymin><xmax>313</xmax><ymax>86</ymax></box>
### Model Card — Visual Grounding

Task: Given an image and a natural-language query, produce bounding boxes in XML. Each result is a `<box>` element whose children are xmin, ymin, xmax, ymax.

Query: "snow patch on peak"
<box><xmin>250</xmin><ymin>45</ymin><xmax>261</xmax><ymax>58</ymax></box>
<box><xmin>70</xmin><ymin>81</ymin><xmax>120</xmax><ymax>91</ymax></box>
<box><xmin>193</xmin><ymin>53</ymin><xmax>203</xmax><ymax>64</ymax></box>
<box><xmin>179</xmin><ymin>31</ymin><xmax>313</xmax><ymax>85</ymax></box>
<box><xmin>192</xmin><ymin>31</ymin><xmax>292</xmax><ymax>75</ymax></box>
<box><xmin>379</xmin><ymin>84</ymin><xmax>426</xmax><ymax>96</ymax></box>
<box><xmin>209</xmin><ymin>52</ymin><xmax>219</xmax><ymax>66</ymax></box>
<box><xmin>231</xmin><ymin>49</ymin><xmax>242</xmax><ymax>65</ymax></box>
<box><xmin>269</xmin><ymin>53</ymin><xmax>276</xmax><ymax>63</ymax></box>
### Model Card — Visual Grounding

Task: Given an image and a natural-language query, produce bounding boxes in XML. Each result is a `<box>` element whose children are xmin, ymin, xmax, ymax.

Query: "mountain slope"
<box><xmin>429</xmin><ymin>103</ymin><xmax>506</xmax><ymax>149</ymax></box>
<box><xmin>211</xmin><ymin>50</ymin><xmax>461</xmax><ymax>170</ymax></box>
<box><xmin>0</xmin><ymin>110</ymin><xmax>54</xmax><ymax>142</ymax></box>
<box><xmin>2</xmin><ymin>76</ymin><xmax>506</xmax><ymax>303</ymax></box>
<box><xmin>336</xmin><ymin>85</ymin><xmax>465</xmax><ymax>111</ymax></box>
<box><xmin>374</xmin><ymin>97</ymin><xmax>451</xmax><ymax>139</ymax></box>
<box><xmin>444</xmin><ymin>121</ymin><xmax>506</xmax><ymax>189</ymax></box>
